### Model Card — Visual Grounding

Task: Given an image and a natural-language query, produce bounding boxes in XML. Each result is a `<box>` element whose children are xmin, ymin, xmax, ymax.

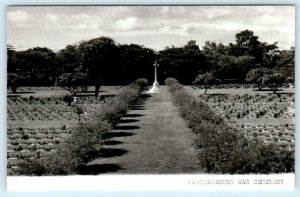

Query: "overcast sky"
<box><xmin>7</xmin><ymin>6</ymin><xmax>295</xmax><ymax>52</ymax></box>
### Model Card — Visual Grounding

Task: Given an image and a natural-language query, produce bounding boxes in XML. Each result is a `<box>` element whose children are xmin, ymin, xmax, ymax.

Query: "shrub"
<box><xmin>17</xmin><ymin>159</ymin><xmax>47</xmax><ymax>176</ymax></box>
<box><xmin>166</xmin><ymin>79</ymin><xmax>294</xmax><ymax>174</ymax></box>
<box><xmin>16</xmin><ymin>82</ymin><xmax>141</xmax><ymax>175</ymax></box>
<box><xmin>40</xmin><ymin>122</ymin><xmax>110</xmax><ymax>175</ymax></box>
<box><xmin>73</xmin><ymin>105</ymin><xmax>84</xmax><ymax>123</ymax></box>
<box><xmin>63</xmin><ymin>95</ymin><xmax>73</xmax><ymax>106</ymax></box>
<box><xmin>97</xmin><ymin>84</ymin><xmax>139</xmax><ymax>127</ymax></box>
<box><xmin>134</xmin><ymin>78</ymin><xmax>148</xmax><ymax>90</ymax></box>
<box><xmin>164</xmin><ymin>77</ymin><xmax>179</xmax><ymax>86</ymax></box>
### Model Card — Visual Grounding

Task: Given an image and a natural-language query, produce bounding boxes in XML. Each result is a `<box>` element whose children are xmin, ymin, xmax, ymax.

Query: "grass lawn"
<box><xmin>7</xmin><ymin>86</ymin><xmax>124</xmax><ymax>129</ymax></box>
<box><xmin>185</xmin><ymin>86</ymin><xmax>295</xmax><ymax>126</ymax></box>
<box><xmin>7</xmin><ymin>120</ymin><xmax>77</xmax><ymax>129</ymax></box>
<box><xmin>231</xmin><ymin>118</ymin><xmax>294</xmax><ymax>126</ymax></box>
<box><xmin>88</xmin><ymin>86</ymin><xmax>201</xmax><ymax>174</ymax></box>
<box><xmin>187</xmin><ymin>86</ymin><xmax>295</xmax><ymax>95</ymax></box>
<box><xmin>7</xmin><ymin>86</ymin><xmax>124</xmax><ymax>98</ymax></box>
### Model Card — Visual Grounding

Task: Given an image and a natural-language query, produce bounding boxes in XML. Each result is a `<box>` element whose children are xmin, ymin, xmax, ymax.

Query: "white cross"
<box><xmin>153</xmin><ymin>61</ymin><xmax>159</xmax><ymax>83</ymax></box>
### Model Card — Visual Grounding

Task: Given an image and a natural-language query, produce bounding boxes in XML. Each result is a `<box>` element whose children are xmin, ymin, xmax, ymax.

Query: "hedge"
<box><xmin>17</xmin><ymin>81</ymin><xmax>144</xmax><ymax>175</ymax></box>
<box><xmin>166</xmin><ymin>78</ymin><xmax>294</xmax><ymax>174</ymax></box>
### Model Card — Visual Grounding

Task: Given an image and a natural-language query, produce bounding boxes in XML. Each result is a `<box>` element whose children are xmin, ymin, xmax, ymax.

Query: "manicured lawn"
<box><xmin>185</xmin><ymin>85</ymin><xmax>295</xmax><ymax>151</ymax></box>
<box><xmin>7</xmin><ymin>120</ymin><xmax>77</xmax><ymax>129</ymax></box>
<box><xmin>7</xmin><ymin>86</ymin><xmax>124</xmax><ymax>129</ymax></box>
<box><xmin>89</xmin><ymin>86</ymin><xmax>201</xmax><ymax>174</ymax></box>
<box><xmin>186</xmin><ymin>86</ymin><xmax>295</xmax><ymax>96</ymax></box>
<box><xmin>7</xmin><ymin>86</ymin><xmax>124</xmax><ymax>98</ymax></box>
<box><xmin>185</xmin><ymin>86</ymin><xmax>295</xmax><ymax>126</ymax></box>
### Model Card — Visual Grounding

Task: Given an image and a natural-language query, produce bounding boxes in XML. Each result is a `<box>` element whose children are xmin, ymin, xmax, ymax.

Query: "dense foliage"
<box><xmin>7</xmin><ymin>73</ymin><xmax>25</xmax><ymax>93</ymax></box>
<box><xmin>56</xmin><ymin>72</ymin><xmax>89</xmax><ymax>96</ymax></box>
<box><xmin>134</xmin><ymin>78</ymin><xmax>148</xmax><ymax>90</ymax></box>
<box><xmin>7</xmin><ymin>46</ymin><xmax>57</xmax><ymax>86</ymax></box>
<box><xmin>7</xmin><ymin>29</ymin><xmax>294</xmax><ymax>94</ymax></box>
<box><xmin>166</xmin><ymin>78</ymin><xmax>294</xmax><ymax>174</ymax></box>
<box><xmin>245</xmin><ymin>68</ymin><xmax>272</xmax><ymax>90</ymax></box>
<box><xmin>77</xmin><ymin>37</ymin><xmax>120</xmax><ymax>96</ymax></box>
<box><xmin>193</xmin><ymin>72</ymin><xmax>221</xmax><ymax>94</ymax></box>
<box><xmin>262</xmin><ymin>73</ymin><xmax>286</xmax><ymax>93</ymax></box>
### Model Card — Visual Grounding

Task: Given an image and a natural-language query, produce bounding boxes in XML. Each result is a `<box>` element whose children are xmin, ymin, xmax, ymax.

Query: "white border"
<box><xmin>7</xmin><ymin>174</ymin><xmax>295</xmax><ymax>191</ymax></box>
<box><xmin>2</xmin><ymin>1</ymin><xmax>298</xmax><ymax>195</ymax></box>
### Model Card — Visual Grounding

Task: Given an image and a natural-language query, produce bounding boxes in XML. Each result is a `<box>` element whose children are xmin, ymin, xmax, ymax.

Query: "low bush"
<box><xmin>63</xmin><ymin>95</ymin><xmax>73</xmax><ymax>106</ymax></box>
<box><xmin>17</xmin><ymin>159</ymin><xmax>47</xmax><ymax>176</ymax></box>
<box><xmin>164</xmin><ymin>77</ymin><xmax>179</xmax><ymax>86</ymax></box>
<box><xmin>135</xmin><ymin>78</ymin><xmax>148</xmax><ymax>90</ymax></box>
<box><xmin>16</xmin><ymin>82</ymin><xmax>142</xmax><ymax>175</ymax></box>
<box><xmin>43</xmin><ymin>122</ymin><xmax>110</xmax><ymax>175</ymax></box>
<box><xmin>95</xmin><ymin>83</ymin><xmax>140</xmax><ymax>127</ymax></box>
<box><xmin>167</xmin><ymin>79</ymin><xmax>294</xmax><ymax>174</ymax></box>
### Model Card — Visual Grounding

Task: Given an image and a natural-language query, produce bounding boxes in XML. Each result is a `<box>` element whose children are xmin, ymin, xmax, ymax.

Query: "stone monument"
<box><xmin>148</xmin><ymin>61</ymin><xmax>161</xmax><ymax>93</ymax></box>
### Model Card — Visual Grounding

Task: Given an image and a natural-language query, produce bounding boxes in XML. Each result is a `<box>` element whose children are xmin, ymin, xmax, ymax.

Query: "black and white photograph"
<box><xmin>6</xmin><ymin>5</ymin><xmax>295</xmax><ymax>190</ymax></box>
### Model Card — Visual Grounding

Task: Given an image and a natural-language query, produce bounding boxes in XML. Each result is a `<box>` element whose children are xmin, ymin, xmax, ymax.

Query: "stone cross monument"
<box><xmin>148</xmin><ymin>61</ymin><xmax>161</xmax><ymax>93</ymax></box>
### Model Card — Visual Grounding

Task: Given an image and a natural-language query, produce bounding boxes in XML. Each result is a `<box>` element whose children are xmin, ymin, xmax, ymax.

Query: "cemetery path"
<box><xmin>88</xmin><ymin>86</ymin><xmax>201</xmax><ymax>174</ymax></box>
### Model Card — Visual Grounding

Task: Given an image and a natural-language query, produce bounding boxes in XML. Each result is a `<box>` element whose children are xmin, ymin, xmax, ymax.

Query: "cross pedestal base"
<box><xmin>148</xmin><ymin>82</ymin><xmax>160</xmax><ymax>93</ymax></box>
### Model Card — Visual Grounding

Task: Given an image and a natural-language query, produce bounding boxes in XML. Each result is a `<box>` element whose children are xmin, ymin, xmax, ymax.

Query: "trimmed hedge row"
<box><xmin>166</xmin><ymin>78</ymin><xmax>294</xmax><ymax>174</ymax></box>
<box><xmin>16</xmin><ymin>81</ymin><xmax>143</xmax><ymax>175</ymax></box>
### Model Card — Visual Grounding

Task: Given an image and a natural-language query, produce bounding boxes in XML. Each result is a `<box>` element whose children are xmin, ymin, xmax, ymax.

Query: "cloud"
<box><xmin>116</xmin><ymin>17</ymin><xmax>138</xmax><ymax>31</ymax></box>
<box><xmin>6</xmin><ymin>6</ymin><xmax>295</xmax><ymax>51</ymax></box>
<box><xmin>185</xmin><ymin>27</ymin><xmax>197</xmax><ymax>35</ymax></box>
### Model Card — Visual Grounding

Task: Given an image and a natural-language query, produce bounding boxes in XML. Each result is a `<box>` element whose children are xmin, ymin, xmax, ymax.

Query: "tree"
<box><xmin>202</xmin><ymin>41</ymin><xmax>220</xmax><ymax>67</ymax></box>
<box><xmin>56</xmin><ymin>72</ymin><xmax>88</xmax><ymax>96</ymax></box>
<box><xmin>193</xmin><ymin>72</ymin><xmax>221</xmax><ymax>94</ymax></box>
<box><xmin>259</xmin><ymin>42</ymin><xmax>280</xmax><ymax>67</ymax></box>
<box><xmin>119</xmin><ymin>44</ymin><xmax>155</xmax><ymax>84</ymax></box>
<box><xmin>235</xmin><ymin>30</ymin><xmax>260</xmax><ymax>57</ymax></box>
<box><xmin>7</xmin><ymin>45</ymin><xmax>17</xmax><ymax>73</ymax></box>
<box><xmin>7</xmin><ymin>73</ymin><xmax>25</xmax><ymax>93</ymax></box>
<box><xmin>158</xmin><ymin>41</ymin><xmax>210</xmax><ymax>84</ymax></box>
<box><xmin>245</xmin><ymin>68</ymin><xmax>272</xmax><ymax>90</ymax></box>
<box><xmin>12</xmin><ymin>47</ymin><xmax>57</xmax><ymax>86</ymax></box>
<box><xmin>234</xmin><ymin>30</ymin><xmax>281</xmax><ymax>68</ymax></box>
<box><xmin>262</xmin><ymin>73</ymin><xmax>286</xmax><ymax>93</ymax></box>
<box><xmin>216</xmin><ymin>55</ymin><xmax>255</xmax><ymax>82</ymax></box>
<box><xmin>184</xmin><ymin>40</ymin><xmax>200</xmax><ymax>51</ymax></box>
<box><xmin>273</xmin><ymin>47</ymin><xmax>295</xmax><ymax>80</ymax></box>
<box><xmin>78</xmin><ymin>36</ymin><xmax>120</xmax><ymax>96</ymax></box>
<box><xmin>56</xmin><ymin>44</ymin><xmax>81</xmax><ymax>75</ymax></box>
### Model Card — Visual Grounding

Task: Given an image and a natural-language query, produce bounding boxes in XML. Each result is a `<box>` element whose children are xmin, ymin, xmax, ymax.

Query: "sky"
<box><xmin>7</xmin><ymin>6</ymin><xmax>295</xmax><ymax>52</ymax></box>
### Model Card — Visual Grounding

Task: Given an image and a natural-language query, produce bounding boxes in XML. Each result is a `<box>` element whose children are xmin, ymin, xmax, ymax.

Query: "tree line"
<box><xmin>7</xmin><ymin>29</ymin><xmax>295</xmax><ymax>95</ymax></box>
